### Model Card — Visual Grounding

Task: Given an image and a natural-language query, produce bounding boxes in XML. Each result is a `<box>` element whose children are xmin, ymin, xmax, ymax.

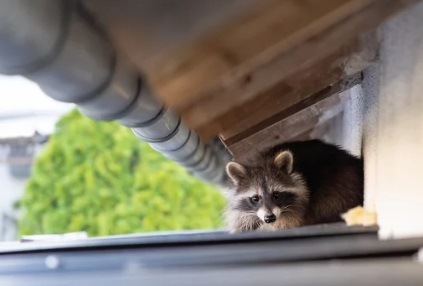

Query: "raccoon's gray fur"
<box><xmin>224</xmin><ymin>139</ymin><xmax>364</xmax><ymax>233</ymax></box>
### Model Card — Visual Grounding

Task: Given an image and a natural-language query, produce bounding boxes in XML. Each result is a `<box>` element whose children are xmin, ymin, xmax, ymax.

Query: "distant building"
<box><xmin>0</xmin><ymin>75</ymin><xmax>73</xmax><ymax>240</ymax></box>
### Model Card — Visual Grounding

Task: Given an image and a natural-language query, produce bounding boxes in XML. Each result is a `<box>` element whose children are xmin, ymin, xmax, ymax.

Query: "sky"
<box><xmin>0</xmin><ymin>75</ymin><xmax>74</xmax><ymax>138</ymax></box>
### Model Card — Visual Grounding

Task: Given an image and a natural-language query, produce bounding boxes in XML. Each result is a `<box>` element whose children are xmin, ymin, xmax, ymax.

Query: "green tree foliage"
<box><xmin>18</xmin><ymin>109</ymin><xmax>225</xmax><ymax>236</ymax></box>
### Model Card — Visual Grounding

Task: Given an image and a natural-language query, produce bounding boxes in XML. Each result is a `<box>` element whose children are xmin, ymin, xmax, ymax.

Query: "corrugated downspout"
<box><xmin>0</xmin><ymin>0</ymin><xmax>228</xmax><ymax>186</ymax></box>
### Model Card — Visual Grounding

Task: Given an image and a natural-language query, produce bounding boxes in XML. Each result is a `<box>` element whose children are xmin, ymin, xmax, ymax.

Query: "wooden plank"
<box><xmin>198</xmin><ymin>36</ymin><xmax>373</xmax><ymax>141</ymax></box>
<box><xmin>86</xmin><ymin>0</ymin><xmax>417</xmax><ymax>142</ymax></box>
<box><xmin>226</xmin><ymin>76</ymin><xmax>361</xmax><ymax>160</ymax></box>
<box><xmin>169</xmin><ymin>0</ymin><xmax>418</xmax><ymax>134</ymax></box>
<box><xmin>223</xmin><ymin>72</ymin><xmax>362</xmax><ymax>147</ymax></box>
<box><xmin>150</xmin><ymin>0</ymin><xmax>366</xmax><ymax>109</ymax></box>
<box><xmin>84</xmin><ymin>0</ymin><xmax>262</xmax><ymax>71</ymax></box>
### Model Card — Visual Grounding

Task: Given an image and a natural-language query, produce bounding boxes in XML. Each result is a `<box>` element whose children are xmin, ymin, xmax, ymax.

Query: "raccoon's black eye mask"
<box><xmin>235</xmin><ymin>196</ymin><xmax>261</xmax><ymax>212</ymax></box>
<box><xmin>272</xmin><ymin>191</ymin><xmax>296</xmax><ymax>206</ymax></box>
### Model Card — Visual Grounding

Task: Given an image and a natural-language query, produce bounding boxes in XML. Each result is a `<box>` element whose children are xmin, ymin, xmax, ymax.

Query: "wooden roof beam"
<box><xmin>147</xmin><ymin>0</ymin><xmax>417</xmax><ymax>139</ymax></box>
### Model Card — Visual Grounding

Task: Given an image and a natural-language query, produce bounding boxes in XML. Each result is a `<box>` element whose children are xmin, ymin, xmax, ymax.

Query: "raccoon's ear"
<box><xmin>274</xmin><ymin>151</ymin><xmax>293</xmax><ymax>174</ymax></box>
<box><xmin>226</xmin><ymin>162</ymin><xmax>247</xmax><ymax>186</ymax></box>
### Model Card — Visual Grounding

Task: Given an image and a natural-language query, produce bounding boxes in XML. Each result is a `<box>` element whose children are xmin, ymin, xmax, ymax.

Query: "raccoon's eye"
<box><xmin>250</xmin><ymin>195</ymin><xmax>260</xmax><ymax>204</ymax></box>
<box><xmin>272</xmin><ymin>192</ymin><xmax>283</xmax><ymax>202</ymax></box>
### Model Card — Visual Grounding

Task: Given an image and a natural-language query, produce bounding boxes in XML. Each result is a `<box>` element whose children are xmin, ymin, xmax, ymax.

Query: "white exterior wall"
<box><xmin>312</xmin><ymin>1</ymin><xmax>423</xmax><ymax>239</ymax></box>
<box><xmin>361</xmin><ymin>2</ymin><xmax>423</xmax><ymax>239</ymax></box>
<box><xmin>310</xmin><ymin>85</ymin><xmax>364</xmax><ymax>158</ymax></box>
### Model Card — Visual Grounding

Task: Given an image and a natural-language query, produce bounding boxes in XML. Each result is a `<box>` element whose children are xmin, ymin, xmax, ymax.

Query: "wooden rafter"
<box><xmin>86</xmin><ymin>0</ymin><xmax>419</xmax><ymax>156</ymax></box>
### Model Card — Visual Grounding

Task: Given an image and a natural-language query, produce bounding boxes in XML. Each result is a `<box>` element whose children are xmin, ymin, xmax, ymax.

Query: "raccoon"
<box><xmin>224</xmin><ymin>139</ymin><xmax>363</xmax><ymax>233</ymax></box>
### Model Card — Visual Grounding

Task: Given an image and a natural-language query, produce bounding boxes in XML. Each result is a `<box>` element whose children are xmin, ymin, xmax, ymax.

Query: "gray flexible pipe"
<box><xmin>0</xmin><ymin>0</ymin><xmax>228</xmax><ymax>186</ymax></box>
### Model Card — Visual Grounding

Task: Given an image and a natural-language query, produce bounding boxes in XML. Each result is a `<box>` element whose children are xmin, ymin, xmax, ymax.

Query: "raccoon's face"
<box><xmin>225</xmin><ymin>150</ymin><xmax>309</xmax><ymax>229</ymax></box>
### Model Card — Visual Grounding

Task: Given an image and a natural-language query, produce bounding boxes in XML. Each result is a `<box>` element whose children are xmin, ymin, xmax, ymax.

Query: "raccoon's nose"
<box><xmin>264</xmin><ymin>214</ymin><xmax>276</xmax><ymax>223</ymax></box>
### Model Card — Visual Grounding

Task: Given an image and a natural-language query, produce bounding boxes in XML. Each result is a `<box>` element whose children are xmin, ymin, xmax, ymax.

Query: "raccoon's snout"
<box><xmin>264</xmin><ymin>214</ymin><xmax>276</xmax><ymax>223</ymax></box>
